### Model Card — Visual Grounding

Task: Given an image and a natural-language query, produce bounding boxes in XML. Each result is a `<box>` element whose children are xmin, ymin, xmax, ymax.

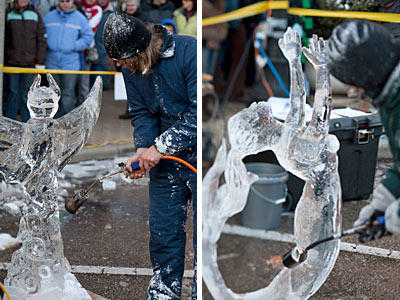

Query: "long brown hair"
<box><xmin>123</xmin><ymin>24</ymin><xmax>163</xmax><ymax>76</ymax></box>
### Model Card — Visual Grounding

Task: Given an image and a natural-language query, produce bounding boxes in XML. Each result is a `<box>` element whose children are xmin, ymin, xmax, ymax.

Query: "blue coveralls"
<box><xmin>122</xmin><ymin>26</ymin><xmax>197</xmax><ymax>299</ymax></box>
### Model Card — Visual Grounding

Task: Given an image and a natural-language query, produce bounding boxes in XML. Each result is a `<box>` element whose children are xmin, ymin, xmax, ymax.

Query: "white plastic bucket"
<box><xmin>241</xmin><ymin>163</ymin><xmax>288</xmax><ymax>230</ymax></box>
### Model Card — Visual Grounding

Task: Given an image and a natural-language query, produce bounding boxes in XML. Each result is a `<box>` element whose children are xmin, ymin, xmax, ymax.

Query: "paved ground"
<box><xmin>202</xmin><ymin>193</ymin><xmax>400</xmax><ymax>300</ymax></box>
<box><xmin>0</xmin><ymin>174</ymin><xmax>196</xmax><ymax>299</ymax></box>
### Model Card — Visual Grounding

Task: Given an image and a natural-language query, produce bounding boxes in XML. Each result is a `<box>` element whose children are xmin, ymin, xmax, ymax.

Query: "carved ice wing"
<box><xmin>0</xmin><ymin>117</ymin><xmax>27</xmax><ymax>183</ymax></box>
<box><xmin>56</xmin><ymin>76</ymin><xmax>103</xmax><ymax>171</ymax></box>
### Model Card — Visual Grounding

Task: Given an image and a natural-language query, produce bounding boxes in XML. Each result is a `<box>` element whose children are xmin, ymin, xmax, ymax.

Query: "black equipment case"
<box><xmin>244</xmin><ymin>113</ymin><xmax>384</xmax><ymax>210</ymax></box>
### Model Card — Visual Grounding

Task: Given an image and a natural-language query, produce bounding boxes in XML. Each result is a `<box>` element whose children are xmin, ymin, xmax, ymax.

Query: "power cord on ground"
<box><xmin>0</xmin><ymin>282</ymin><xmax>11</xmax><ymax>300</ymax></box>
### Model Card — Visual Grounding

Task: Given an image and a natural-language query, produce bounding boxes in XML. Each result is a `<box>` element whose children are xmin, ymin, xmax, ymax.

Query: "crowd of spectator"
<box><xmin>3</xmin><ymin>0</ymin><xmax>197</xmax><ymax>121</ymax></box>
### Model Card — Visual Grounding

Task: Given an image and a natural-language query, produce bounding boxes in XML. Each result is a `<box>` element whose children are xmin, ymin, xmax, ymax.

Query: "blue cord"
<box><xmin>257</xmin><ymin>38</ymin><xmax>290</xmax><ymax>97</ymax></box>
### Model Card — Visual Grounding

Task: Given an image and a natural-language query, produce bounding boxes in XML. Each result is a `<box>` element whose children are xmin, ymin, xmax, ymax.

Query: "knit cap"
<box><xmin>327</xmin><ymin>20</ymin><xmax>400</xmax><ymax>99</ymax></box>
<box><xmin>103</xmin><ymin>13</ymin><xmax>152</xmax><ymax>59</ymax></box>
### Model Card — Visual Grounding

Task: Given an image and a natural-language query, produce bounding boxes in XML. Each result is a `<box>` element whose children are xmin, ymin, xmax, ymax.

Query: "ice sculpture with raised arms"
<box><xmin>203</xmin><ymin>28</ymin><xmax>342</xmax><ymax>299</ymax></box>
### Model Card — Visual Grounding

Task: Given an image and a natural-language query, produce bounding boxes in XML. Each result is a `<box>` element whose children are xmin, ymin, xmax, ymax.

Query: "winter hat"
<box><xmin>327</xmin><ymin>20</ymin><xmax>400</xmax><ymax>99</ymax></box>
<box><xmin>103</xmin><ymin>13</ymin><xmax>152</xmax><ymax>59</ymax></box>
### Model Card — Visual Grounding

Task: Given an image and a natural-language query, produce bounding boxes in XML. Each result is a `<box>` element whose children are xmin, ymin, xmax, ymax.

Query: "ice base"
<box><xmin>4</xmin><ymin>273</ymin><xmax>91</xmax><ymax>300</ymax></box>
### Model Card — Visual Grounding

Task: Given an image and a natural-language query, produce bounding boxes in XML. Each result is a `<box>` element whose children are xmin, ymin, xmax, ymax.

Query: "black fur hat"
<box><xmin>103</xmin><ymin>13</ymin><xmax>152</xmax><ymax>59</ymax></box>
<box><xmin>327</xmin><ymin>20</ymin><xmax>400</xmax><ymax>99</ymax></box>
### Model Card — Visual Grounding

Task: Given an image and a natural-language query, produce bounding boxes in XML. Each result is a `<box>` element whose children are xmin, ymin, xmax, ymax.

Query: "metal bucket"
<box><xmin>241</xmin><ymin>163</ymin><xmax>288</xmax><ymax>230</ymax></box>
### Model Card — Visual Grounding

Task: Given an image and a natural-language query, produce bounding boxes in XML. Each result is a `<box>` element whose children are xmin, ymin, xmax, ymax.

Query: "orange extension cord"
<box><xmin>0</xmin><ymin>282</ymin><xmax>11</xmax><ymax>300</ymax></box>
<box><xmin>161</xmin><ymin>156</ymin><xmax>197</xmax><ymax>174</ymax></box>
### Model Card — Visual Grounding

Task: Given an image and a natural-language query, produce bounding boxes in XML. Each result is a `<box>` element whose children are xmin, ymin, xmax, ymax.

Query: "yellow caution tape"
<box><xmin>202</xmin><ymin>1</ymin><xmax>289</xmax><ymax>26</ymax></box>
<box><xmin>0</xmin><ymin>64</ymin><xmax>3</xmax><ymax>71</ymax></box>
<box><xmin>203</xmin><ymin>0</ymin><xmax>400</xmax><ymax>26</ymax></box>
<box><xmin>84</xmin><ymin>138</ymin><xmax>133</xmax><ymax>149</ymax></box>
<box><xmin>288</xmin><ymin>8</ymin><xmax>400</xmax><ymax>23</ymax></box>
<box><xmin>3</xmin><ymin>66</ymin><xmax>121</xmax><ymax>75</ymax></box>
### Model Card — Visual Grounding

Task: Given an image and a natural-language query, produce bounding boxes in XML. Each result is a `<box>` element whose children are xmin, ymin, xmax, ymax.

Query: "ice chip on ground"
<box><xmin>2</xmin><ymin>202</ymin><xmax>21</xmax><ymax>216</ymax></box>
<box><xmin>102</xmin><ymin>179</ymin><xmax>116</xmax><ymax>190</ymax></box>
<box><xmin>0</xmin><ymin>73</ymin><xmax>102</xmax><ymax>299</ymax></box>
<box><xmin>0</xmin><ymin>182</ymin><xmax>25</xmax><ymax>206</ymax></box>
<box><xmin>57</xmin><ymin>179</ymin><xmax>73</xmax><ymax>188</ymax></box>
<box><xmin>119</xmin><ymin>281</ymin><xmax>129</xmax><ymax>287</ymax></box>
<box><xmin>203</xmin><ymin>29</ymin><xmax>341</xmax><ymax>299</ymax></box>
<box><xmin>132</xmin><ymin>177</ymin><xmax>150</xmax><ymax>186</ymax></box>
<box><xmin>119</xmin><ymin>172</ymin><xmax>132</xmax><ymax>184</ymax></box>
<box><xmin>61</xmin><ymin>159</ymin><xmax>115</xmax><ymax>179</ymax></box>
<box><xmin>57</xmin><ymin>188</ymin><xmax>69</xmax><ymax>196</ymax></box>
<box><xmin>0</xmin><ymin>233</ymin><xmax>21</xmax><ymax>251</ymax></box>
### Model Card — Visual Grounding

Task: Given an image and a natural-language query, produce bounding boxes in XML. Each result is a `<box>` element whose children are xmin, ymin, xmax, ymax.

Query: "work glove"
<box><xmin>385</xmin><ymin>200</ymin><xmax>400</xmax><ymax>234</ymax></box>
<box><xmin>354</xmin><ymin>183</ymin><xmax>396</xmax><ymax>243</ymax></box>
<box><xmin>357</xmin><ymin>211</ymin><xmax>387</xmax><ymax>243</ymax></box>
<box><xmin>354</xmin><ymin>183</ymin><xmax>396</xmax><ymax>227</ymax></box>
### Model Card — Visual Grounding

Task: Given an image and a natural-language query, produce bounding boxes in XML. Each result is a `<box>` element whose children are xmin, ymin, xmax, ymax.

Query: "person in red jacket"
<box><xmin>80</xmin><ymin>0</ymin><xmax>102</xmax><ymax>32</ymax></box>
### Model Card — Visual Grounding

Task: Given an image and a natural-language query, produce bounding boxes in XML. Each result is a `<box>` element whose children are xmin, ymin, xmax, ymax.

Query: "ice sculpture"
<box><xmin>0</xmin><ymin>73</ymin><xmax>102</xmax><ymax>299</ymax></box>
<box><xmin>203</xmin><ymin>28</ymin><xmax>342</xmax><ymax>299</ymax></box>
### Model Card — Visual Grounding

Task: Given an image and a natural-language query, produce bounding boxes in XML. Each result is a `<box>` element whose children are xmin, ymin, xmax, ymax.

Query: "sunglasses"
<box><xmin>60</xmin><ymin>0</ymin><xmax>71</xmax><ymax>3</ymax></box>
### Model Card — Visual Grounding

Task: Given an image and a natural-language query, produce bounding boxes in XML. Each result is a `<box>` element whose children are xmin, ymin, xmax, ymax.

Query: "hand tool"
<box><xmin>282</xmin><ymin>216</ymin><xmax>385</xmax><ymax>268</ymax></box>
<box><xmin>65</xmin><ymin>156</ymin><xmax>197</xmax><ymax>214</ymax></box>
<box><xmin>65</xmin><ymin>161</ymin><xmax>140</xmax><ymax>214</ymax></box>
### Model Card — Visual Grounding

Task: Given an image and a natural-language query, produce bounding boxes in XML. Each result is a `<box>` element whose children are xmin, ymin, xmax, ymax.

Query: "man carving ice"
<box><xmin>327</xmin><ymin>20</ymin><xmax>400</xmax><ymax>239</ymax></box>
<box><xmin>103</xmin><ymin>13</ymin><xmax>197</xmax><ymax>299</ymax></box>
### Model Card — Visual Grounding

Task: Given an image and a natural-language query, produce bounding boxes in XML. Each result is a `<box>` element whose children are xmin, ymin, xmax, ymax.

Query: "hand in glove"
<box><xmin>354</xmin><ymin>183</ymin><xmax>396</xmax><ymax>243</ymax></box>
<box><xmin>357</xmin><ymin>211</ymin><xmax>387</xmax><ymax>243</ymax></box>
<box><xmin>354</xmin><ymin>183</ymin><xmax>396</xmax><ymax>226</ymax></box>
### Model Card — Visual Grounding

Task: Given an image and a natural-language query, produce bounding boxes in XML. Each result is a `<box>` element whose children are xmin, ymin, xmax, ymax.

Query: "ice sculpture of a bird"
<box><xmin>0</xmin><ymin>73</ymin><xmax>102</xmax><ymax>300</ymax></box>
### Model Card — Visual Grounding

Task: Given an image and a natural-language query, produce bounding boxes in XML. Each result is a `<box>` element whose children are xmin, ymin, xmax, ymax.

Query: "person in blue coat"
<box><xmin>43</xmin><ymin>0</ymin><xmax>93</xmax><ymax>116</ymax></box>
<box><xmin>103</xmin><ymin>13</ymin><xmax>197</xmax><ymax>300</ymax></box>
